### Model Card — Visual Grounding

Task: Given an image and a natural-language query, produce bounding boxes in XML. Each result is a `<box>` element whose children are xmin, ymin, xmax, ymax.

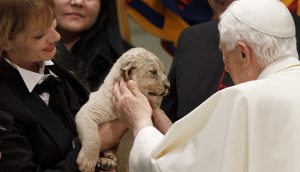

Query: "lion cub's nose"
<box><xmin>164</xmin><ymin>80</ymin><xmax>170</xmax><ymax>90</ymax></box>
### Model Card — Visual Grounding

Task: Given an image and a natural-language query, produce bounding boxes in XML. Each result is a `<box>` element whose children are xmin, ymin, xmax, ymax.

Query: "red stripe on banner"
<box><xmin>176</xmin><ymin>0</ymin><xmax>192</xmax><ymax>9</ymax></box>
<box><xmin>288</xmin><ymin>0</ymin><xmax>298</xmax><ymax>13</ymax></box>
<box><xmin>218</xmin><ymin>70</ymin><xmax>227</xmax><ymax>91</ymax></box>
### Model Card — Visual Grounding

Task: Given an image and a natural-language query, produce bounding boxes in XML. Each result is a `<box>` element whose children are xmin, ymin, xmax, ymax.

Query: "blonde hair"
<box><xmin>0</xmin><ymin>0</ymin><xmax>55</xmax><ymax>56</ymax></box>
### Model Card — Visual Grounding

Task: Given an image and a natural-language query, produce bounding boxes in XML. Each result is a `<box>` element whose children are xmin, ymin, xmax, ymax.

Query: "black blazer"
<box><xmin>161</xmin><ymin>20</ymin><xmax>234</xmax><ymax>122</ymax></box>
<box><xmin>0</xmin><ymin>58</ymin><xmax>89</xmax><ymax>172</ymax></box>
<box><xmin>162</xmin><ymin>14</ymin><xmax>300</xmax><ymax>122</ymax></box>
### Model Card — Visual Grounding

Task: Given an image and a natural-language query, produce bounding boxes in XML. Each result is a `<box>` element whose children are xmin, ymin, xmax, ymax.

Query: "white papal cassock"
<box><xmin>129</xmin><ymin>57</ymin><xmax>300</xmax><ymax>172</ymax></box>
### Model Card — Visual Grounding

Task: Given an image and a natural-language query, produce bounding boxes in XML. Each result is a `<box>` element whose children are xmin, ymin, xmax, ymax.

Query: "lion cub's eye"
<box><xmin>149</xmin><ymin>70</ymin><xmax>157</xmax><ymax>75</ymax></box>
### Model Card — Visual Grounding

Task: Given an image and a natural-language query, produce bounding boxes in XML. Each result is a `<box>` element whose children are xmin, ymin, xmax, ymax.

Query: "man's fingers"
<box><xmin>127</xmin><ymin>80</ymin><xmax>141</xmax><ymax>96</ymax></box>
<box><xmin>113</xmin><ymin>82</ymin><xmax>121</xmax><ymax>101</ymax></box>
<box><xmin>119</xmin><ymin>79</ymin><xmax>131</xmax><ymax>95</ymax></box>
<box><xmin>113</xmin><ymin>80</ymin><xmax>136</xmax><ymax>107</ymax></box>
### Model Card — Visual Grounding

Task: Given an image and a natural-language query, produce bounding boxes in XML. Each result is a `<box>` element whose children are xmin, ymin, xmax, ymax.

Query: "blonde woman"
<box><xmin>0</xmin><ymin>0</ymin><xmax>126</xmax><ymax>171</ymax></box>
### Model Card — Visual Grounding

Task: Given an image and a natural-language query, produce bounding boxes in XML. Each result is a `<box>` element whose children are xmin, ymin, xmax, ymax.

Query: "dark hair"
<box><xmin>56</xmin><ymin>0</ymin><xmax>130</xmax><ymax>91</ymax></box>
<box><xmin>73</xmin><ymin>0</ymin><xmax>126</xmax><ymax>59</ymax></box>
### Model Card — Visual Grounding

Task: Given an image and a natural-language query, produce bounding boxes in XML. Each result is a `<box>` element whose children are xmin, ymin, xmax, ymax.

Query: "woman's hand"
<box><xmin>113</xmin><ymin>80</ymin><xmax>153</xmax><ymax>137</ymax></box>
<box><xmin>152</xmin><ymin>108</ymin><xmax>172</xmax><ymax>134</ymax></box>
<box><xmin>98</xmin><ymin>119</ymin><xmax>128</xmax><ymax>152</ymax></box>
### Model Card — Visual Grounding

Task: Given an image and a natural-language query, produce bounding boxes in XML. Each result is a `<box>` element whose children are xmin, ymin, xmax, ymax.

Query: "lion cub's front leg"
<box><xmin>76</xmin><ymin>114</ymin><xmax>100</xmax><ymax>172</ymax></box>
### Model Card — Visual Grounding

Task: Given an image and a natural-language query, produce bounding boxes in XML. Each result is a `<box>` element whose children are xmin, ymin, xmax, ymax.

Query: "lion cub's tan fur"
<box><xmin>75</xmin><ymin>48</ymin><xmax>170</xmax><ymax>172</ymax></box>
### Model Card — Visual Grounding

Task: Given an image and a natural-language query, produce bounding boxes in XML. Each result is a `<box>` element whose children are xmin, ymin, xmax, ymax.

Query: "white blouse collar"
<box><xmin>5</xmin><ymin>58</ymin><xmax>54</xmax><ymax>92</ymax></box>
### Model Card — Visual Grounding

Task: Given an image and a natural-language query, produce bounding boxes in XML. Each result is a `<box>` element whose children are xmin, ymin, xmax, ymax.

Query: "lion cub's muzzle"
<box><xmin>148</xmin><ymin>79</ymin><xmax>170</xmax><ymax>97</ymax></box>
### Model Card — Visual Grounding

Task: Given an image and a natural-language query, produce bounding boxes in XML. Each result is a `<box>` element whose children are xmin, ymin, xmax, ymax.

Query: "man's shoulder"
<box><xmin>181</xmin><ymin>20</ymin><xmax>219</xmax><ymax>37</ymax></box>
<box><xmin>216</xmin><ymin>79</ymin><xmax>271</xmax><ymax>103</ymax></box>
<box><xmin>222</xmin><ymin>75</ymin><xmax>299</xmax><ymax>101</ymax></box>
<box><xmin>177</xmin><ymin>20</ymin><xmax>220</xmax><ymax>48</ymax></box>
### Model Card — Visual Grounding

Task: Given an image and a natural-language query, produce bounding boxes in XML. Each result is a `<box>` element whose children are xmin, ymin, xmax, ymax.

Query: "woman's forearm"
<box><xmin>98</xmin><ymin>119</ymin><xmax>128</xmax><ymax>152</ymax></box>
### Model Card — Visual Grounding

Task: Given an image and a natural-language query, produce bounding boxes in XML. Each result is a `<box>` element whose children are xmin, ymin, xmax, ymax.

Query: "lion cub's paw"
<box><xmin>77</xmin><ymin>148</ymin><xmax>98</xmax><ymax>172</ymax></box>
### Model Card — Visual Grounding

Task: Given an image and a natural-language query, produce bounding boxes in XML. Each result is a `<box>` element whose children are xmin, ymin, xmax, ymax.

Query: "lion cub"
<box><xmin>75</xmin><ymin>47</ymin><xmax>170</xmax><ymax>172</ymax></box>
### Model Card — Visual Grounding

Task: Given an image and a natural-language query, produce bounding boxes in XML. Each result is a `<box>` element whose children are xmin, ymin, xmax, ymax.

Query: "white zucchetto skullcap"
<box><xmin>229</xmin><ymin>0</ymin><xmax>295</xmax><ymax>38</ymax></box>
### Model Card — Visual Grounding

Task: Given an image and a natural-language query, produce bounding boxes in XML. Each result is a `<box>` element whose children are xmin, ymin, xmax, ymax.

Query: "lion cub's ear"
<box><xmin>121</xmin><ymin>59</ymin><xmax>136</xmax><ymax>81</ymax></box>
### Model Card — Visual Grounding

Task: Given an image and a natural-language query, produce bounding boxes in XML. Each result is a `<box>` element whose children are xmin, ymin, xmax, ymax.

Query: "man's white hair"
<box><xmin>218</xmin><ymin>8</ymin><xmax>298</xmax><ymax>67</ymax></box>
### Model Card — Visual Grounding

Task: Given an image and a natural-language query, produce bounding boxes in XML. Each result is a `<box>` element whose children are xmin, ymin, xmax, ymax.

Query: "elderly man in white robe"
<box><xmin>112</xmin><ymin>0</ymin><xmax>300</xmax><ymax>171</ymax></box>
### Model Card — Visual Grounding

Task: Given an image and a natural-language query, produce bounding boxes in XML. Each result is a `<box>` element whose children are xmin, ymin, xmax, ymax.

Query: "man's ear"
<box><xmin>121</xmin><ymin>59</ymin><xmax>136</xmax><ymax>81</ymax></box>
<box><xmin>236</xmin><ymin>42</ymin><xmax>253</xmax><ymax>68</ymax></box>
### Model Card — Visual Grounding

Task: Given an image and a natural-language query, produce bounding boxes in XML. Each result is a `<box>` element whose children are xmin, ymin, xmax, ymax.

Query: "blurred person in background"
<box><xmin>161</xmin><ymin>0</ymin><xmax>234</xmax><ymax>122</ymax></box>
<box><xmin>54</xmin><ymin>0</ymin><xmax>131</xmax><ymax>91</ymax></box>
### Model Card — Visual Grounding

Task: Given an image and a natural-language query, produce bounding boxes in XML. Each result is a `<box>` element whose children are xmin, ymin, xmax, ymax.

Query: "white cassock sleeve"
<box><xmin>129</xmin><ymin>79</ymin><xmax>300</xmax><ymax>172</ymax></box>
<box><xmin>129</xmin><ymin>126</ymin><xmax>164</xmax><ymax>172</ymax></box>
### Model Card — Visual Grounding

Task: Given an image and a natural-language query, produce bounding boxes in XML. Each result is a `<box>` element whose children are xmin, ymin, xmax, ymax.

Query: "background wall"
<box><xmin>128</xmin><ymin>18</ymin><xmax>173</xmax><ymax>74</ymax></box>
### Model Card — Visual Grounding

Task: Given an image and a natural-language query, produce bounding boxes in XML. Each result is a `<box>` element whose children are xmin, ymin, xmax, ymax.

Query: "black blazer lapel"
<box><xmin>0</xmin><ymin>59</ymin><xmax>73</xmax><ymax>155</ymax></box>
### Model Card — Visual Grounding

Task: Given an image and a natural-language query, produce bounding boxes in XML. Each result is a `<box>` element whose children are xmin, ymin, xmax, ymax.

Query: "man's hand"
<box><xmin>113</xmin><ymin>80</ymin><xmax>153</xmax><ymax>137</ymax></box>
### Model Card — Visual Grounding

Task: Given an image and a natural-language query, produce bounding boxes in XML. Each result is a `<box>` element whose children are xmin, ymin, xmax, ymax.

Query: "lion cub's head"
<box><xmin>120</xmin><ymin>48</ymin><xmax>170</xmax><ymax>108</ymax></box>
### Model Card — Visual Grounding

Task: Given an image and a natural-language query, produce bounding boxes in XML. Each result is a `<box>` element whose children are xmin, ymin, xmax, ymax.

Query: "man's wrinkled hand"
<box><xmin>113</xmin><ymin>79</ymin><xmax>153</xmax><ymax>137</ymax></box>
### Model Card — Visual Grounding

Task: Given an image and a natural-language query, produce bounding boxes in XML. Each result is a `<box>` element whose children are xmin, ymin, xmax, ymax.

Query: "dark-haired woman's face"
<box><xmin>54</xmin><ymin>0</ymin><xmax>101</xmax><ymax>34</ymax></box>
